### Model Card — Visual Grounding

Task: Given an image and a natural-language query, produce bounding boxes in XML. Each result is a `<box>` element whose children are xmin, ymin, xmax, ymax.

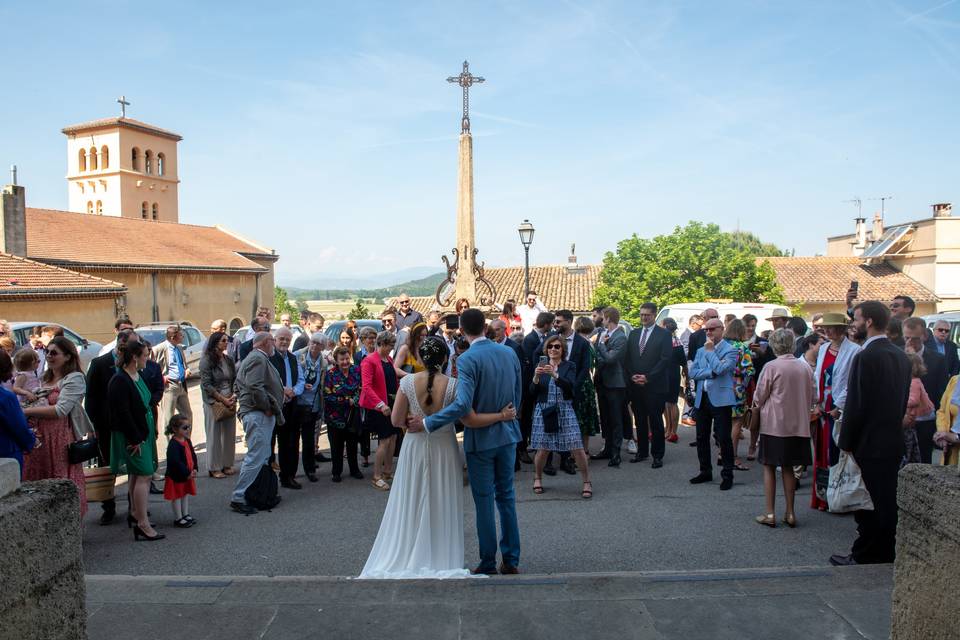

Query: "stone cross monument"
<box><xmin>435</xmin><ymin>61</ymin><xmax>497</xmax><ymax>309</ymax></box>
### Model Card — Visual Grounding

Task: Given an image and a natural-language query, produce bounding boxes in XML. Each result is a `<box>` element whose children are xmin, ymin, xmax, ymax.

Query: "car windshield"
<box><xmin>136</xmin><ymin>329</ymin><xmax>168</xmax><ymax>346</ymax></box>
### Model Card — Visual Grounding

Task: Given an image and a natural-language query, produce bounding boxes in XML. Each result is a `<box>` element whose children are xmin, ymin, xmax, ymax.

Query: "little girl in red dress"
<box><xmin>164</xmin><ymin>415</ymin><xmax>198</xmax><ymax>528</ymax></box>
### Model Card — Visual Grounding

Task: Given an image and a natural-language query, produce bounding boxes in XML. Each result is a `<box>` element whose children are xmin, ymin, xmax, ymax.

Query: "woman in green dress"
<box><xmin>108</xmin><ymin>339</ymin><xmax>164</xmax><ymax>541</ymax></box>
<box><xmin>574</xmin><ymin>318</ymin><xmax>601</xmax><ymax>451</ymax></box>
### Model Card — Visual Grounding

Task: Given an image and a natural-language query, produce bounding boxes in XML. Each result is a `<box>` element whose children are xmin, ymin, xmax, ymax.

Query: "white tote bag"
<box><xmin>827</xmin><ymin>451</ymin><xmax>874</xmax><ymax>513</ymax></box>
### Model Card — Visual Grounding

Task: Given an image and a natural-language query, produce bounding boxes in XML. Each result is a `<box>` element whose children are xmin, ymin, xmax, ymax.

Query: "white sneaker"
<box><xmin>627</xmin><ymin>440</ymin><xmax>638</xmax><ymax>454</ymax></box>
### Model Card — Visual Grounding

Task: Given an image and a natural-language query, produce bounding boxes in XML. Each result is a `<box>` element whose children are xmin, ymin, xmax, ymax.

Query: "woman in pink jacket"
<box><xmin>360</xmin><ymin>331</ymin><xmax>399</xmax><ymax>491</ymax></box>
<box><xmin>752</xmin><ymin>328</ymin><xmax>816</xmax><ymax>528</ymax></box>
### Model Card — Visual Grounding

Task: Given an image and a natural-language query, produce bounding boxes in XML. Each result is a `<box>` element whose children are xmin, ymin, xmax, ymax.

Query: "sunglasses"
<box><xmin>546</xmin><ymin>344</ymin><xmax>562</xmax><ymax>350</ymax></box>
<box><xmin>46</xmin><ymin>350</ymin><xmax>63</xmax><ymax>357</ymax></box>
<box><xmin>936</xmin><ymin>328</ymin><xmax>950</xmax><ymax>333</ymax></box>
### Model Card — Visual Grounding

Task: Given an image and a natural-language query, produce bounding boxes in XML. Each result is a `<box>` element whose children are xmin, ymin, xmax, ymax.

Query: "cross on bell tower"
<box><xmin>117</xmin><ymin>95</ymin><xmax>130</xmax><ymax>118</ymax></box>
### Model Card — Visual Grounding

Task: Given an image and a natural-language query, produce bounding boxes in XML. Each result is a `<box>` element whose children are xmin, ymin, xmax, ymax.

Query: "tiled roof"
<box><xmin>61</xmin><ymin>117</ymin><xmax>182</xmax><ymax>141</ymax></box>
<box><xmin>0</xmin><ymin>252</ymin><xmax>126</xmax><ymax>299</ymax></box>
<box><xmin>393</xmin><ymin>264</ymin><xmax>602</xmax><ymax>315</ymax></box>
<box><xmin>759</xmin><ymin>256</ymin><xmax>937</xmax><ymax>303</ymax></box>
<box><xmin>26</xmin><ymin>208</ymin><xmax>274</xmax><ymax>272</ymax></box>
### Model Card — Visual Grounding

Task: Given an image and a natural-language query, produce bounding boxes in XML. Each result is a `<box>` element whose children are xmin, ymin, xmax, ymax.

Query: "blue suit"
<box><xmin>424</xmin><ymin>338</ymin><xmax>522</xmax><ymax>570</ymax></box>
<box><xmin>0</xmin><ymin>387</ymin><xmax>35</xmax><ymax>475</ymax></box>
<box><xmin>689</xmin><ymin>339</ymin><xmax>739</xmax><ymax>481</ymax></box>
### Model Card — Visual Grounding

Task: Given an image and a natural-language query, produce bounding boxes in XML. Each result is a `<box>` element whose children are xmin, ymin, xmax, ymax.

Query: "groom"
<box><xmin>407</xmin><ymin>308</ymin><xmax>523</xmax><ymax>575</ymax></box>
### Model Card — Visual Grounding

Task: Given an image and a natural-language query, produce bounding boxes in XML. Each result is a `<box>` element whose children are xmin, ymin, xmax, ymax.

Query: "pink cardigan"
<box><xmin>359</xmin><ymin>352</ymin><xmax>393</xmax><ymax>410</ymax></box>
<box><xmin>754</xmin><ymin>354</ymin><xmax>816</xmax><ymax>439</ymax></box>
<box><xmin>905</xmin><ymin>378</ymin><xmax>934</xmax><ymax>422</ymax></box>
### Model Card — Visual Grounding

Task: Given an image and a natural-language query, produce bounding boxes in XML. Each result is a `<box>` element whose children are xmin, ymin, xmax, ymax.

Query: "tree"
<box><xmin>274</xmin><ymin>286</ymin><xmax>300</xmax><ymax>323</ymax></box>
<box><xmin>347</xmin><ymin>299</ymin><xmax>372</xmax><ymax>320</ymax></box>
<box><xmin>728</xmin><ymin>230</ymin><xmax>785</xmax><ymax>257</ymax></box>
<box><xmin>592</xmin><ymin>222</ymin><xmax>786</xmax><ymax>326</ymax></box>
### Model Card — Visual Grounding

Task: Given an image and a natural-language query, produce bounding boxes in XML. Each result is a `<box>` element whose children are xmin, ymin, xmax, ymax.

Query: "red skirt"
<box><xmin>164</xmin><ymin>478</ymin><xmax>196</xmax><ymax>500</ymax></box>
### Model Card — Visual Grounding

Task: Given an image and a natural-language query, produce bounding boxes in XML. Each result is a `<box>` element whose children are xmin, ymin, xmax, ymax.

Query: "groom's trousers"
<box><xmin>466</xmin><ymin>442</ymin><xmax>521</xmax><ymax>571</ymax></box>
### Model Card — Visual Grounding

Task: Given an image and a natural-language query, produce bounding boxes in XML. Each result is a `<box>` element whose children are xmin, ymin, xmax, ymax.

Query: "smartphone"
<box><xmin>538</xmin><ymin>356</ymin><xmax>548</xmax><ymax>366</ymax></box>
<box><xmin>850</xmin><ymin>280</ymin><xmax>859</xmax><ymax>295</ymax></box>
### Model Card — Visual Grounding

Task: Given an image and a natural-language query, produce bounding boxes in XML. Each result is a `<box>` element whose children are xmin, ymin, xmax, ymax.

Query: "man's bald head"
<box><xmin>702</xmin><ymin>308</ymin><xmax>719</xmax><ymax>321</ymax></box>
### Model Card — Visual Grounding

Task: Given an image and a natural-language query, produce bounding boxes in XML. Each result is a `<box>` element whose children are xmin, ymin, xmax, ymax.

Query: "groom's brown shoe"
<box><xmin>498</xmin><ymin>563</ymin><xmax>519</xmax><ymax>575</ymax></box>
<box><xmin>471</xmin><ymin>565</ymin><xmax>498</xmax><ymax>576</ymax></box>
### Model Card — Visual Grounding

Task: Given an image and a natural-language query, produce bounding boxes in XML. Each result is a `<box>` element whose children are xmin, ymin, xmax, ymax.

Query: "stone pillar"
<box><xmin>0</xmin><ymin>473</ymin><xmax>87</xmax><ymax>640</ymax></box>
<box><xmin>454</xmin><ymin>133</ymin><xmax>477</xmax><ymax>304</ymax></box>
<box><xmin>1</xmin><ymin>183</ymin><xmax>27</xmax><ymax>256</ymax></box>
<box><xmin>891</xmin><ymin>464</ymin><xmax>960</xmax><ymax>640</ymax></box>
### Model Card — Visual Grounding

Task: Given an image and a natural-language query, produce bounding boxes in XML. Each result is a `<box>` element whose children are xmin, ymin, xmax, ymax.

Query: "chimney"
<box><xmin>565</xmin><ymin>242</ymin><xmax>585</xmax><ymax>274</ymax></box>
<box><xmin>1</xmin><ymin>183</ymin><xmax>27</xmax><ymax>256</ymax></box>
<box><xmin>871</xmin><ymin>212</ymin><xmax>884</xmax><ymax>241</ymax></box>
<box><xmin>932</xmin><ymin>203</ymin><xmax>953</xmax><ymax>218</ymax></box>
<box><xmin>853</xmin><ymin>217</ymin><xmax>867</xmax><ymax>251</ymax></box>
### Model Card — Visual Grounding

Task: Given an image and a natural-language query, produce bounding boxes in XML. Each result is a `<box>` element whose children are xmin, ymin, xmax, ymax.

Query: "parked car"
<box><xmin>99</xmin><ymin>322</ymin><xmax>205</xmax><ymax>370</ymax></box>
<box><xmin>8</xmin><ymin>321</ymin><xmax>103</xmax><ymax>372</ymax></box>
<box><xmin>231</xmin><ymin>323</ymin><xmax>305</xmax><ymax>344</ymax></box>
<box><xmin>923</xmin><ymin>311</ymin><xmax>960</xmax><ymax>344</ymax></box>
<box><xmin>322</xmin><ymin>319</ymin><xmax>385</xmax><ymax>345</ymax></box>
<box><xmin>656</xmin><ymin>302</ymin><xmax>792</xmax><ymax>336</ymax></box>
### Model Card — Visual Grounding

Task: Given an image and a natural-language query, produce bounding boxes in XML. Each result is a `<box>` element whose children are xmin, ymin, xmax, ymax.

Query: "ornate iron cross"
<box><xmin>447</xmin><ymin>61</ymin><xmax>484</xmax><ymax>134</ymax></box>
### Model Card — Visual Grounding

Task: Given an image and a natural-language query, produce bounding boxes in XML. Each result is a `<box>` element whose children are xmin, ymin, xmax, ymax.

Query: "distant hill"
<box><xmin>279</xmin><ymin>266</ymin><xmax>440</xmax><ymax>290</ymax></box>
<box><xmin>286</xmin><ymin>272</ymin><xmax>445</xmax><ymax>301</ymax></box>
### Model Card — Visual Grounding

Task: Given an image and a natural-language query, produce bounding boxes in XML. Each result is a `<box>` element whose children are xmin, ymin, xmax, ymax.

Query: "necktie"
<box><xmin>638</xmin><ymin>328</ymin><xmax>649</xmax><ymax>356</ymax></box>
<box><xmin>174</xmin><ymin>346</ymin><xmax>185</xmax><ymax>381</ymax></box>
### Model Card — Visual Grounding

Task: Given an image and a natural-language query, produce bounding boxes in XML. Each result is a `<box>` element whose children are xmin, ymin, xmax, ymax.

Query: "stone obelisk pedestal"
<box><xmin>453</xmin><ymin>132</ymin><xmax>478</xmax><ymax>304</ymax></box>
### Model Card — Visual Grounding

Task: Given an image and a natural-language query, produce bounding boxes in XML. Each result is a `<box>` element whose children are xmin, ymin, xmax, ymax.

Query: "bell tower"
<box><xmin>62</xmin><ymin>97</ymin><xmax>182</xmax><ymax>222</ymax></box>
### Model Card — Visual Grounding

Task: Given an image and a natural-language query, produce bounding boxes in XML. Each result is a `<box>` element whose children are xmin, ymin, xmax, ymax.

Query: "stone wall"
<box><xmin>0</xmin><ymin>476</ymin><xmax>86</xmax><ymax>640</ymax></box>
<box><xmin>892</xmin><ymin>464</ymin><xmax>960</xmax><ymax>640</ymax></box>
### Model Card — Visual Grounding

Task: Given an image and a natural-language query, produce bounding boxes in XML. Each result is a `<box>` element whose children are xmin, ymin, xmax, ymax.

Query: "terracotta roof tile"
<box><xmin>26</xmin><ymin>208</ymin><xmax>274</xmax><ymax>272</ymax></box>
<box><xmin>61</xmin><ymin>117</ymin><xmax>182</xmax><ymax>141</ymax></box>
<box><xmin>759</xmin><ymin>256</ymin><xmax>937</xmax><ymax>303</ymax></box>
<box><xmin>0</xmin><ymin>252</ymin><xmax>126</xmax><ymax>299</ymax></box>
<box><xmin>394</xmin><ymin>264</ymin><xmax>601</xmax><ymax>315</ymax></box>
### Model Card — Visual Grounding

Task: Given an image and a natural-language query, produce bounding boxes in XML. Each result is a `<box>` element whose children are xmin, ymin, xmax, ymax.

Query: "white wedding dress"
<box><xmin>359</xmin><ymin>374</ymin><xmax>472</xmax><ymax>579</ymax></box>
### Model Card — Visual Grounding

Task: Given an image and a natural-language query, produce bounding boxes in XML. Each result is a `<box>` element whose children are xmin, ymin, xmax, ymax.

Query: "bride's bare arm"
<box><xmin>391</xmin><ymin>390</ymin><xmax>409</xmax><ymax>429</ymax></box>
<box><xmin>461</xmin><ymin>403</ymin><xmax>517</xmax><ymax>428</ymax></box>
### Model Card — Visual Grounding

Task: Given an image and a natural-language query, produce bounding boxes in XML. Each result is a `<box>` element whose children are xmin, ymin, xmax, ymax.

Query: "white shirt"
<box><xmin>518</xmin><ymin>302</ymin><xmax>548</xmax><ymax>335</ymax></box>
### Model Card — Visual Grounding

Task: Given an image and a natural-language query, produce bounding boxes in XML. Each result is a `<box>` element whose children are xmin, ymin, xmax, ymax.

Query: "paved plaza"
<box><xmin>82</xmin><ymin>384</ymin><xmax>860</xmax><ymax>577</ymax></box>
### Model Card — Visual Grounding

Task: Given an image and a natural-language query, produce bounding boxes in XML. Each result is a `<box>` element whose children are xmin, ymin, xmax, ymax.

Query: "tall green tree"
<box><xmin>347</xmin><ymin>299</ymin><xmax>372</xmax><ymax>320</ymax></box>
<box><xmin>274</xmin><ymin>286</ymin><xmax>300</xmax><ymax>323</ymax></box>
<box><xmin>593</xmin><ymin>222</ymin><xmax>785</xmax><ymax>326</ymax></box>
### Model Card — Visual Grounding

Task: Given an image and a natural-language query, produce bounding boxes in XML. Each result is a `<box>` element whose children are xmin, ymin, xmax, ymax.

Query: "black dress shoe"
<box><xmin>688</xmin><ymin>441</ymin><xmax>698</xmax><ymax>447</ymax></box>
<box><xmin>720</xmin><ymin>477</ymin><xmax>733</xmax><ymax>491</ymax></box>
<box><xmin>590</xmin><ymin>451</ymin><xmax>611</xmax><ymax>460</ymax></box>
<box><xmin>471</xmin><ymin>565</ymin><xmax>498</xmax><ymax>576</ymax></box>
<box><xmin>651</xmin><ymin>458</ymin><xmax>663</xmax><ymax>469</ymax></box>
<box><xmin>230</xmin><ymin>501</ymin><xmax>257</xmax><ymax>515</ymax></box>
<box><xmin>314</xmin><ymin>452</ymin><xmax>331</xmax><ymax>462</ymax></box>
<box><xmin>689</xmin><ymin>472</ymin><xmax>713</xmax><ymax>484</ymax></box>
<box><xmin>281</xmin><ymin>478</ymin><xmax>302</xmax><ymax>490</ymax></box>
<box><xmin>99</xmin><ymin>510</ymin><xmax>116</xmax><ymax>526</ymax></box>
<box><xmin>149</xmin><ymin>482</ymin><xmax>163</xmax><ymax>495</ymax></box>
<box><xmin>519</xmin><ymin>451</ymin><xmax>534</xmax><ymax>464</ymax></box>
<box><xmin>829</xmin><ymin>553</ymin><xmax>858</xmax><ymax>566</ymax></box>
<box><xmin>561</xmin><ymin>459</ymin><xmax>577</xmax><ymax>475</ymax></box>
<box><xmin>498</xmin><ymin>563</ymin><xmax>519</xmax><ymax>575</ymax></box>
<box><xmin>608</xmin><ymin>456</ymin><xmax>621</xmax><ymax>467</ymax></box>
<box><xmin>306</xmin><ymin>473</ymin><xmax>319</xmax><ymax>483</ymax></box>
<box><xmin>630</xmin><ymin>454</ymin><xmax>648</xmax><ymax>464</ymax></box>
<box><xmin>543</xmin><ymin>465</ymin><xmax>557</xmax><ymax>476</ymax></box>
<box><xmin>331</xmin><ymin>475</ymin><xmax>342</xmax><ymax>483</ymax></box>
<box><xmin>350</xmin><ymin>471</ymin><xmax>364</xmax><ymax>480</ymax></box>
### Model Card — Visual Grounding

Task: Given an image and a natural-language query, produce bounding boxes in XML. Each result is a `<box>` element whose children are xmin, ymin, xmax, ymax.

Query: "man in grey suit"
<box><xmin>230</xmin><ymin>331</ymin><xmax>286</xmax><ymax>515</ymax></box>
<box><xmin>624</xmin><ymin>302</ymin><xmax>673</xmax><ymax>468</ymax></box>
<box><xmin>407</xmin><ymin>309</ymin><xmax>523</xmax><ymax>575</ymax></box>
<box><xmin>592</xmin><ymin>306</ymin><xmax>628</xmax><ymax>466</ymax></box>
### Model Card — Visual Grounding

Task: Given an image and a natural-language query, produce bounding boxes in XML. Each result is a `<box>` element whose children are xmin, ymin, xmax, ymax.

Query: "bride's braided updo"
<box><xmin>418</xmin><ymin>336</ymin><xmax>449</xmax><ymax>407</ymax></box>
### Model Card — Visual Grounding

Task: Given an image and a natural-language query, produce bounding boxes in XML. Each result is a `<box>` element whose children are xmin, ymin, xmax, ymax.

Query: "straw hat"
<box><xmin>817</xmin><ymin>312</ymin><xmax>849</xmax><ymax>327</ymax></box>
<box><xmin>765</xmin><ymin>308</ymin><xmax>791</xmax><ymax>321</ymax></box>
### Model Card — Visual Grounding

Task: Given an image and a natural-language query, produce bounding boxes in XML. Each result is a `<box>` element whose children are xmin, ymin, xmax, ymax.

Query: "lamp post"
<box><xmin>518</xmin><ymin>219</ymin><xmax>535</xmax><ymax>298</ymax></box>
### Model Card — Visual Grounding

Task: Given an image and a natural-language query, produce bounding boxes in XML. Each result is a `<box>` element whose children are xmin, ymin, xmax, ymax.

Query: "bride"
<box><xmin>359</xmin><ymin>336</ymin><xmax>516</xmax><ymax>579</ymax></box>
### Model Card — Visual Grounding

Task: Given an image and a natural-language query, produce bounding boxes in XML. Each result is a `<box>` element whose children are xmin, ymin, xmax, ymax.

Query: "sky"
<box><xmin>1</xmin><ymin>0</ymin><xmax>959</xmax><ymax>283</ymax></box>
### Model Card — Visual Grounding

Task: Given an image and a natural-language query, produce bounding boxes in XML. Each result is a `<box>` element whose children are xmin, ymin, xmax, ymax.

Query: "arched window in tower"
<box><xmin>144</xmin><ymin>150</ymin><xmax>153</xmax><ymax>175</ymax></box>
<box><xmin>152</xmin><ymin>203</ymin><xmax>158</xmax><ymax>220</ymax></box>
<box><xmin>141</xmin><ymin>202</ymin><xmax>148</xmax><ymax>219</ymax></box>
<box><xmin>157</xmin><ymin>152</ymin><xmax>165</xmax><ymax>176</ymax></box>
<box><xmin>86</xmin><ymin>201</ymin><xmax>93</xmax><ymax>214</ymax></box>
<box><xmin>78</xmin><ymin>149</ymin><xmax>86</xmax><ymax>172</ymax></box>
<box><xmin>100</xmin><ymin>145</ymin><xmax>109</xmax><ymax>169</ymax></box>
<box><xmin>132</xmin><ymin>147</ymin><xmax>141</xmax><ymax>171</ymax></box>
<box><xmin>89</xmin><ymin>147</ymin><xmax>98</xmax><ymax>171</ymax></box>
<box><xmin>96</xmin><ymin>200</ymin><xmax>103</xmax><ymax>215</ymax></box>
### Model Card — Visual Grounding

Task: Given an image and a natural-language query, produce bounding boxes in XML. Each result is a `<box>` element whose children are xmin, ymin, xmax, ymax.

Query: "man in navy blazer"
<box><xmin>689</xmin><ymin>317</ymin><xmax>739</xmax><ymax>490</ymax></box>
<box><xmin>407</xmin><ymin>309</ymin><xmax>522</xmax><ymax>575</ymax></box>
<box><xmin>624</xmin><ymin>302</ymin><xmax>673</xmax><ymax>468</ymax></box>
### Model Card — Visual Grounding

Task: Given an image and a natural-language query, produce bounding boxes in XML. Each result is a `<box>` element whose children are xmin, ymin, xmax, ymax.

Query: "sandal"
<box><xmin>746</xmin><ymin>447</ymin><xmax>757</xmax><ymax>462</ymax></box>
<box><xmin>734</xmin><ymin>461</ymin><xmax>750</xmax><ymax>471</ymax></box>
<box><xmin>581</xmin><ymin>481</ymin><xmax>593</xmax><ymax>499</ymax></box>
<box><xmin>209</xmin><ymin>470</ymin><xmax>226</xmax><ymax>479</ymax></box>
<box><xmin>533</xmin><ymin>478</ymin><xmax>544</xmax><ymax>494</ymax></box>
<box><xmin>371</xmin><ymin>477</ymin><xmax>390</xmax><ymax>491</ymax></box>
<box><xmin>222</xmin><ymin>467</ymin><xmax>236</xmax><ymax>476</ymax></box>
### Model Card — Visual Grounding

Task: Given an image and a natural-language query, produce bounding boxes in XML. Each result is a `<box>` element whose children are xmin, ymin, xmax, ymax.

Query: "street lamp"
<box><xmin>517</xmin><ymin>219</ymin><xmax>535</xmax><ymax>298</ymax></box>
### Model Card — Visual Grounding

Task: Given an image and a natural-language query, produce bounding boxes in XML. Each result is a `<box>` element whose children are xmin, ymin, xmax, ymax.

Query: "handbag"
<box><xmin>827</xmin><ymin>451</ymin><xmax>875</xmax><ymax>513</ymax></box>
<box><xmin>68</xmin><ymin>437</ymin><xmax>100</xmax><ymax>465</ymax></box>
<box><xmin>211</xmin><ymin>399</ymin><xmax>236</xmax><ymax>421</ymax></box>
<box><xmin>541</xmin><ymin>404</ymin><xmax>560</xmax><ymax>434</ymax></box>
<box><xmin>346</xmin><ymin>406</ymin><xmax>362</xmax><ymax>435</ymax></box>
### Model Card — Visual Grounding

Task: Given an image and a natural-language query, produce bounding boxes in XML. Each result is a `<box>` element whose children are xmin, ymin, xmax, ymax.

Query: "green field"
<box><xmin>304</xmin><ymin>299</ymin><xmax>385</xmax><ymax>321</ymax></box>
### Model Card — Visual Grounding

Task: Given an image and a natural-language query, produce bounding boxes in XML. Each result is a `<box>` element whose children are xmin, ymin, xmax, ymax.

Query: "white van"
<box><xmin>656</xmin><ymin>303</ymin><xmax>792</xmax><ymax>335</ymax></box>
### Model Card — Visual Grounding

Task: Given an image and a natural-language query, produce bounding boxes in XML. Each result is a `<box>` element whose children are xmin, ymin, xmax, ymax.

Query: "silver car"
<box><xmin>8</xmin><ymin>321</ymin><xmax>103</xmax><ymax>372</ymax></box>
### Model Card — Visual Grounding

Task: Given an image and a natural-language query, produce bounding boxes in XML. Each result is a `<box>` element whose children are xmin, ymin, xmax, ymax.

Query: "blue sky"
<box><xmin>2</xmin><ymin>0</ymin><xmax>958</xmax><ymax>282</ymax></box>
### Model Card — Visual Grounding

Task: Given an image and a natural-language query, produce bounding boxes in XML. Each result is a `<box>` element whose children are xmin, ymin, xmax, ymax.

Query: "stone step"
<box><xmin>87</xmin><ymin>565</ymin><xmax>892</xmax><ymax>639</ymax></box>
